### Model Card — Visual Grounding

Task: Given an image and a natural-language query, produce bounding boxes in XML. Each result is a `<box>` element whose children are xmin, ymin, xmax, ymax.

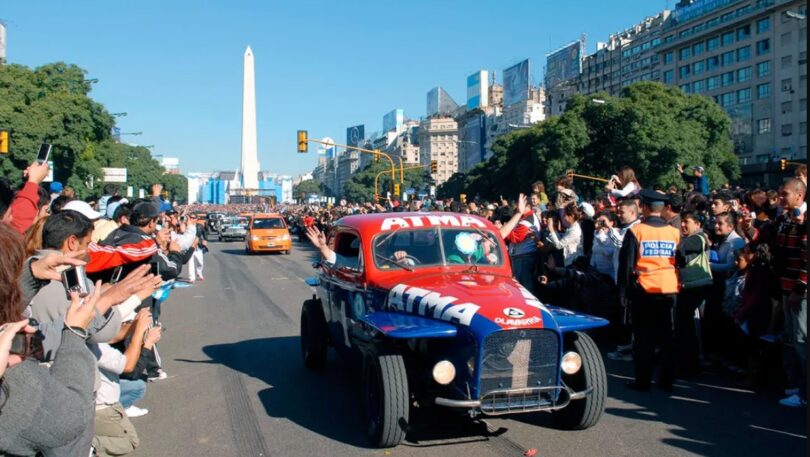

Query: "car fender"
<box><xmin>360</xmin><ymin>311</ymin><xmax>458</xmax><ymax>339</ymax></box>
<box><xmin>546</xmin><ymin>306</ymin><xmax>609</xmax><ymax>333</ymax></box>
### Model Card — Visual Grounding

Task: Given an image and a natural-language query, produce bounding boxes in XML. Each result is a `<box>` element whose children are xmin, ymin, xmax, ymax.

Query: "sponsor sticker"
<box><xmin>503</xmin><ymin>307</ymin><xmax>525</xmax><ymax>318</ymax></box>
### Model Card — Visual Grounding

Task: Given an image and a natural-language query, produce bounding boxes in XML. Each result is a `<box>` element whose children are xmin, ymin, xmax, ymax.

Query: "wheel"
<box><xmin>362</xmin><ymin>350</ymin><xmax>409</xmax><ymax>448</ymax></box>
<box><xmin>284</xmin><ymin>249</ymin><xmax>291</xmax><ymax>255</ymax></box>
<box><xmin>552</xmin><ymin>331</ymin><xmax>607</xmax><ymax>430</ymax></box>
<box><xmin>300</xmin><ymin>299</ymin><xmax>328</xmax><ymax>369</ymax></box>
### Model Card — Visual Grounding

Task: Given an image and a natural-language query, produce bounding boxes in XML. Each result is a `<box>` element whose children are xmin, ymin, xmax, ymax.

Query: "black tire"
<box><xmin>552</xmin><ymin>331</ymin><xmax>607</xmax><ymax>430</ymax></box>
<box><xmin>362</xmin><ymin>351</ymin><xmax>409</xmax><ymax>448</ymax></box>
<box><xmin>300</xmin><ymin>299</ymin><xmax>327</xmax><ymax>369</ymax></box>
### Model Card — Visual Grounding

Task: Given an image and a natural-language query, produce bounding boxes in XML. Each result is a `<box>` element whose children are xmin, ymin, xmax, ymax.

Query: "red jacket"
<box><xmin>9</xmin><ymin>182</ymin><xmax>40</xmax><ymax>235</ymax></box>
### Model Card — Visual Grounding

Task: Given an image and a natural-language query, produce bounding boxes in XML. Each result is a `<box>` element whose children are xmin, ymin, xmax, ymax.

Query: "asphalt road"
<box><xmin>130</xmin><ymin>240</ymin><xmax>807</xmax><ymax>457</ymax></box>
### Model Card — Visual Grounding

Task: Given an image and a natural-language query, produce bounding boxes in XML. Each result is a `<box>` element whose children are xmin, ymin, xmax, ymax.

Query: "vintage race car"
<box><xmin>300</xmin><ymin>212</ymin><xmax>608</xmax><ymax>448</ymax></box>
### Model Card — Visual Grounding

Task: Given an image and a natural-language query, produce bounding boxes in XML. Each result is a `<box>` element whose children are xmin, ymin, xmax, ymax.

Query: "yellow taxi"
<box><xmin>245</xmin><ymin>214</ymin><xmax>292</xmax><ymax>255</ymax></box>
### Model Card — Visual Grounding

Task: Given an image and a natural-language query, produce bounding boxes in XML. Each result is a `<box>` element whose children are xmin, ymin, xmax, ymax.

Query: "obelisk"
<box><xmin>241</xmin><ymin>46</ymin><xmax>259</xmax><ymax>191</ymax></box>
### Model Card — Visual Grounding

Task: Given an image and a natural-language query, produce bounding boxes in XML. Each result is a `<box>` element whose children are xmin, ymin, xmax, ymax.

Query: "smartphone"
<box><xmin>61</xmin><ymin>265</ymin><xmax>90</xmax><ymax>300</ymax></box>
<box><xmin>10</xmin><ymin>332</ymin><xmax>43</xmax><ymax>358</ymax></box>
<box><xmin>36</xmin><ymin>144</ymin><xmax>52</xmax><ymax>165</ymax></box>
<box><xmin>110</xmin><ymin>266</ymin><xmax>123</xmax><ymax>284</ymax></box>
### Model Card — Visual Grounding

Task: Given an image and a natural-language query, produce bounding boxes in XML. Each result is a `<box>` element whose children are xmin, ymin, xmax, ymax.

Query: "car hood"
<box><xmin>374</xmin><ymin>272</ymin><xmax>555</xmax><ymax>335</ymax></box>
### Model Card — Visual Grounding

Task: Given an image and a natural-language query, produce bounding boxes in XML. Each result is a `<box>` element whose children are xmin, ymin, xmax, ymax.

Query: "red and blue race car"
<box><xmin>301</xmin><ymin>212</ymin><xmax>608</xmax><ymax>447</ymax></box>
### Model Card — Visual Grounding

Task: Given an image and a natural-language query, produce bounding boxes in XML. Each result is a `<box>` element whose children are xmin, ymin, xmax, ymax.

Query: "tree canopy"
<box><xmin>439</xmin><ymin>82</ymin><xmax>739</xmax><ymax>199</ymax></box>
<box><xmin>342</xmin><ymin>162</ymin><xmax>432</xmax><ymax>203</ymax></box>
<box><xmin>0</xmin><ymin>62</ymin><xmax>186</xmax><ymax>201</ymax></box>
<box><xmin>294</xmin><ymin>179</ymin><xmax>324</xmax><ymax>198</ymax></box>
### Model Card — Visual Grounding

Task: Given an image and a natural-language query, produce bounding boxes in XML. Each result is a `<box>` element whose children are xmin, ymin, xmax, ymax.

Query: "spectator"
<box><xmin>796</xmin><ymin>164</ymin><xmax>807</xmax><ymax>187</ymax></box>
<box><xmin>499</xmin><ymin>194</ymin><xmax>541</xmax><ymax>294</ymax></box>
<box><xmin>61</xmin><ymin>186</ymin><xmax>76</xmax><ymax>200</ymax></box>
<box><xmin>49</xmin><ymin>181</ymin><xmax>63</xmax><ymax>201</ymax></box>
<box><xmin>554</xmin><ymin>176</ymin><xmax>578</xmax><ymax>208</ymax></box>
<box><xmin>677</xmin><ymin>164</ymin><xmax>709</xmax><ymax>195</ymax></box>
<box><xmin>775</xmin><ymin>179</ymin><xmax>807</xmax><ymax>408</ymax></box>
<box><xmin>591</xmin><ymin>210</ymin><xmax>619</xmax><ymax>281</ymax></box>
<box><xmin>579</xmin><ymin>202</ymin><xmax>596</xmax><ymax>260</ymax></box>
<box><xmin>98</xmin><ymin>184</ymin><xmax>120</xmax><ymax>217</ymax></box>
<box><xmin>50</xmin><ymin>195</ymin><xmax>73</xmax><ymax>214</ymax></box>
<box><xmin>7</xmin><ymin>160</ymin><xmax>50</xmax><ymax>234</ymax></box>
<box><xmin>545</xmin><ymin>204</ymin><xmax>583</xmax><ymax>267</ymax></box>
<box><xmin>22</xmin><ymin>216</ymin><xmax>47</xmax><ymax>257</ymax></box>
<box><xmin>662</xmin><ymin>192</ymin><xmax>683</xmax><ymax>229</ymax></box>
<box><xmin>605</xmin><ymin>166</ymin><xmax>641</xmax><ymax>203</ymax></box>
<box><xmin>531</xmin><ymin>181</ymin><xmax>549</xmax><ymax>210</ymax></box>
<box><xmin>0</xmin><ymin>223</ymin><xmax>98</xmax><ymax>457</ymax></box>
<box><xmin>63</xmin><ymin>199</ymin><xmax>118</xmax><ymax>243</ymax></box>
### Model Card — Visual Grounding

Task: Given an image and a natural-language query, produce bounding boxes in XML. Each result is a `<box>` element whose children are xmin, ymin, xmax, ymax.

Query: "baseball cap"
<box><xmin>63</xmin><ymin>200</ymin><xmax>102</xmax><ymax>220</ymax></box>
<box><xmin>638</xmin><ymin>189</ymin><xmax>670</xmax><ymax>205</ymax></box>
<box><xmin>692</xmin><ymin>165</ymin><xmax>705</xmax><ymax>172</ymax></box>
<box><xmin>579</xmin><ymin>202</ymin><xmax>595</xmax><ymax>218</ymax></box>
<box><xmin>105</xmin><ymin>198</ymin><xmax>128</xmax><ymax>219</ymax></box>
<box><xmin>133</xmin><ymin>201</ymin><xmax>161</xmax><ymax>219</ymax></box>
<box><xmin>49</xmin><ymin>182</ymin><xmax>63</xmax><ymax>193</ymax></box>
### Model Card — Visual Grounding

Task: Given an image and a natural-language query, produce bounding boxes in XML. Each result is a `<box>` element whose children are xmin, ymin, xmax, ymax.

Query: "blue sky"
<box><xmin>3</xmin><ymin>0</ymin><xmax>666</xmax><ymax>176</ymax></box>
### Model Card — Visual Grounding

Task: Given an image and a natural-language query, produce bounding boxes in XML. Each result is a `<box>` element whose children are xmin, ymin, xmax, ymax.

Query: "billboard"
<box><xmin>0</xmin><ymin>23</ymin><xmax>6</xmax><ymax>62</ymax></box>
<box><xmin>346</xmin><ymin>124</ymin><xmax>365</xmax><ymax>147</ymax></box>
<box><xmin>545</xmin><ymin>41</ymin><xmax>583</xmax><ymax>88</ymax></box>
<box><xmin>383</xmin><ymin>109</ymin><xmax>404</xmax><ymax>133</ymax></box>
<box><xmin>466</xmin><ymin>71</ymin><xmax>489</xmax><ymax>110</ymax></box>
<box><xmin>503</xmin><ymin>60</ymin><xmax>530</xmax><ymax>106</ymax></box>
<box><xmin>102</xmin><ymin>167</ymin><xmax>127</xmax><ymax>183</ymax></box>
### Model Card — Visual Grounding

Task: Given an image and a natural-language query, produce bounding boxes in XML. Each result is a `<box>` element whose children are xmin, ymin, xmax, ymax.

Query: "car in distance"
<box><xmin>218</xmin><ymin>215</ymin><xmax>248</xmax><ymax>242</ymax></box>
<box><xmin>245</xmin><ymin>214</ymin><xmax>292</xmax><ymax>254</ymax></box>
<box><xmin>300</xmin><ymin>212</ymin><xmax>608</xmax><ymax>448</ymax></box>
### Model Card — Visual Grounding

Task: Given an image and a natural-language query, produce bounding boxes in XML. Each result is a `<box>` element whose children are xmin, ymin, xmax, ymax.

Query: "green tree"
<box><xmin>342</xmin><ymin>162</ymin><xmax>431</xmax><ymax>202</ymax></box>
<box><xmin>293</xmin><ymin>179</ymin><xmax>324</xmax><ymax>198</ymax></box>
<box><xmin>441</xmin><ymin>82</ymin><xmax>738</xmax><ymax>199</ymax></box>
<box><xmin>162</xmin><ymin>173</ymin><xmax>189</xmax><ymax>203</ymax></box>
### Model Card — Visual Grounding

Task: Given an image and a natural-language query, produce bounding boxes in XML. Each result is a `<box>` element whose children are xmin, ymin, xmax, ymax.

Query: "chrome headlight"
<box><xmin>561</xmin><ymin>351</ymin><xmax>582</xmax><ymax>375</ymax></box>
<box><xmin>432</xmin><ymin>360</ymin><xmax>456</xmax><ymax>385</ymax></box>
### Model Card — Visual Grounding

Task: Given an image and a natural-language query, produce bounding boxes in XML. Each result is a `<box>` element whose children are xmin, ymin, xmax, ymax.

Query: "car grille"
<box><xmin>479</xmin><ymin>329</ymin><xmax>559</xmax><ymax>397</ymax></box>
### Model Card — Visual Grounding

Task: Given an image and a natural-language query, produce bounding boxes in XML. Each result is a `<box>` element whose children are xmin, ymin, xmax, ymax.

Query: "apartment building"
<box><xmin>418</xmin><ymin>116</ymin><xmax>458</xmax><ymax>185</ymax></box>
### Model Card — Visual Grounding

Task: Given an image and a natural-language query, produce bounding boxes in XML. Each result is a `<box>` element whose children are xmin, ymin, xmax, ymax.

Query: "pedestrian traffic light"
<box><xmin>780</xmin><ymin>158</ymin><xmax>787</xmax><ymax>171</ymax></box>
<box><xmin>297</xmin><ymin>130</ymin><xmax>308</xmax><ymax>153</ymax></box>
<box><xmin>0</xmin><ymin>130</ymin><xmax>8</xmax><ymax>154</ymax></box>
<box><xmin>393</xmin><ymin>183</ymin><xmax>400</xmax><ymax>196</ymax></box>
<box><xmin>430</xmin><ymin>160</ymin><xmax>437</xmax><ymax>174</ymax></box>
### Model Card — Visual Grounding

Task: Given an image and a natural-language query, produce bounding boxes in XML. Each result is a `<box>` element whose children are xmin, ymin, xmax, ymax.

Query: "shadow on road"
<box><xmin>190</xmin><ymin>336</ymin><xmax>520</xmax><ymax>450</ymax></box>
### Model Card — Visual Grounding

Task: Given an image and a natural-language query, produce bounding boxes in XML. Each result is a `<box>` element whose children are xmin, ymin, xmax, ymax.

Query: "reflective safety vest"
<box><xmin>629</xmin><ymin>223</ymin><xmax>680</xmax><ymax>294</ymax></box>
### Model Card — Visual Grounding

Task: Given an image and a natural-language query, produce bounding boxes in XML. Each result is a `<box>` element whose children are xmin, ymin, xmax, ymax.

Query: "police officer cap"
<box><xmin>638</xmin><ymin>189</ymin><xmax>670</xmax><ymax>205</ymax></box>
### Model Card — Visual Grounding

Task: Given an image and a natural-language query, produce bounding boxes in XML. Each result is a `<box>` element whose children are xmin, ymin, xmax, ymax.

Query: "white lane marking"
<box><xmin>667</xmin><ymin>395</ymin><xmax>710</xmax><ymax>405</ymax></box>
<box><xmin>749</xmin><ymin>424</ymin><xmax>807</xmax><ymax>439</ymax></box>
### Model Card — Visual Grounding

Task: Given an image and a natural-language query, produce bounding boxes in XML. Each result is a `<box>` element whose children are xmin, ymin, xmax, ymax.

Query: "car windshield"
<box><xmin>252</xmin><ymin>218</ymin><xmax>285</xmax><ymax>229</ymax></box>
<box><xmin>372</xmin><ymin>227</ymin><xmax>503</xmax><ymax>270</ymax></box>
<box><xmin>226</xmin><ymin>217</ymin><xmax>247</xmax><ymax>226</ymax></box>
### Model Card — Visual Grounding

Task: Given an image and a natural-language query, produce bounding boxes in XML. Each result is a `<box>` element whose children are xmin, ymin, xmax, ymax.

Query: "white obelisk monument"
<box><xmin>240</xmin><ymin>46</ymin><xmax>260</xmax><ymax>191</ymax></box>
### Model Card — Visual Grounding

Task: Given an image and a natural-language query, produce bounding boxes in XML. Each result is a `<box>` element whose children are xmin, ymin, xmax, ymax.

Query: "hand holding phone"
<box><xmin>36</xmin><ymin>144</ymin><xmax>52</xmax><ymax>165</ymax></box>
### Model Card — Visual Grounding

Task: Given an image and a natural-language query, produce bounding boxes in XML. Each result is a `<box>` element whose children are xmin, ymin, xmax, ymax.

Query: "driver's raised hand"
<box><xmin>305</xmin><ymin>226</ymin><xmax>326</xmax><ymax>249</ymax></box>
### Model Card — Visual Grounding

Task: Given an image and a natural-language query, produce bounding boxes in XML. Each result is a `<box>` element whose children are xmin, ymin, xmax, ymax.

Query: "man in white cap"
<box><xmin>63</xmin><ymin>200</ymin><xmax>119</xmax><ymax>242</ymax></box>
<box><xmin>579</xmin><ymin>202</ymin><xmax>596</xmax><ymax>260</ymax></box>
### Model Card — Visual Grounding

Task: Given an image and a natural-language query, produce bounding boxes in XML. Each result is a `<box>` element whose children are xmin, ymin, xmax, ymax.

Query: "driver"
<box><xmin>446</xmin><ymin>232</ymin><xmax>498</xmax><ymax>265</ymax></box>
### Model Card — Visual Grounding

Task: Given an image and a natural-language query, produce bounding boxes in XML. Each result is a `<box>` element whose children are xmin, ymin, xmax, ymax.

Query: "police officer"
<box><xmin>617</xmin><ymin>189</ymin><xmax>681</xmax><ymax>391</ymax></box>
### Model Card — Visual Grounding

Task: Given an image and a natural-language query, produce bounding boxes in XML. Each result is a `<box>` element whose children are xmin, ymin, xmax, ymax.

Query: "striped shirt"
<box><xmin>776</xmin><ymin>215</ymin><xmax>807</xmax><ymax>295</ymax></box>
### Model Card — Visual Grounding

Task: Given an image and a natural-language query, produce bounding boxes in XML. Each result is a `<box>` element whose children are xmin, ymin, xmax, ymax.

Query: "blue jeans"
<box><xmin>119</xmin><ymin>378</ymin><xmax>146</xmax><ymax>408</ymax></box>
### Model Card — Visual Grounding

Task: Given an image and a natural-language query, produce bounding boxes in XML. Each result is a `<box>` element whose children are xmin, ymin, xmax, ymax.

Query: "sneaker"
<box><xmin>607</xmin><ymin>351</ymin><xmax>633</xmax><ymax>362</ymax></box>
<box><xmin>784</xmin><ymin>387</ymin><xmax>800</xmax><ymax>396</ymax></box>
<box><xmin>124</xmin><ymin>405</ymin><xmax>149</xmax><ymax>417</ymax></box>
<box><xmin>778</xmin><ymin>394</ymin><xmax>807</xmax><ymax>408</ymax></box>
<box><xmin>147</xmin><ymin>369</ymin><xmax>168</xmax><ymax>382</ymax></box>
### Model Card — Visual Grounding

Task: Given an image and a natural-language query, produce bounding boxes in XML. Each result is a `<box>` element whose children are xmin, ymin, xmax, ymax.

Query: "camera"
<box><xmin>179</xmin><ymin>215</ymin><xmax>187</xmax><ymax>223</ymax></box>
<box><xmin>61</xmin><ymin>265</ymin><xmax>90</xmax><ymax>300</ymax></box>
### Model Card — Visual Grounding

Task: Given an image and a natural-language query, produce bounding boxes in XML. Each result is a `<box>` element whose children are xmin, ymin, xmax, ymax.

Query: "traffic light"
<box><xmin>460</xmin><ymin>193</ymin><xmax>467</xmax><ymax>204</ymax></box>
<box><xmin>297</xmin><ymin>130</ymin><xmax>308</xmax><ymax>153</ymax></box>
<box><xmin>374</xmin><ymin>153</ymin><xmax>380</xmax><ymax>163</ymax></box>
<box><xmin>393</xmin><ymin>183</ymin><xmax>401</xmax><ymax>196</ymax></box>
<box><xmin>430</xmin><ymin>160</ymin><xmax>437</xmax><ymax>174</ymax></box>
<box><xmin>780</xmin><ymin>158</ymin><xmax>787</xmax><ymax>171</ymax></box>
<box><xmin>0</xmin><ymin>130</ymin><xmax>8</xmax><ymax>154</ymax></box>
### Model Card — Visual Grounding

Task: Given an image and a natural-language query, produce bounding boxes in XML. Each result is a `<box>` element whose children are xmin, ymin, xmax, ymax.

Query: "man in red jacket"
<box><xmin>1</xmin><ymin>160</ymin><xmax>50</xmax><ymax>234</ymax></box>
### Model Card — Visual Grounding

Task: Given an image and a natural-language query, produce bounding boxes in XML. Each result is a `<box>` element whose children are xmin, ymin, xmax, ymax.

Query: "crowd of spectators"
<box><xmin>0</xmin><ymin>162</ymin><xmax>204</xmax><ymax>456</ymax></box>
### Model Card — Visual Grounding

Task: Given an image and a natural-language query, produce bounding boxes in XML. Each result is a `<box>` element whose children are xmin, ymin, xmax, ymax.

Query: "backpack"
<box><xmin>679</xmin><ymin>234</ymin><xmax>713</xmax><ymax>289</ymax></box>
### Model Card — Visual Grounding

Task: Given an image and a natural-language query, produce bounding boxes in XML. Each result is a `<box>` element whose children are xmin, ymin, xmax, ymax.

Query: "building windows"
<box><xmin>707</xmin><ymin>36</ymin><xmax>720</xmax><ymax>50</ymax></box>
<box><xmin>722</xmin><ymin>71</ymin><xmax>735</xmax><ymax>86</ymax></box>
<box><xmin>664</xmin><ymin>51</ymin><xmax>674</xmax><ymax>64</ymax></box>
<box><xmin>781</xmin><ymin>55</ymin><xmax>792</xmax><ymax>68</ymax></box>
<box><xmin>679</xmin><ymin>65</ymin><xmax>691</xmax><ymax>79</ymax></box>
<box><xmin>782</xmin><ymin>101</ymin><xmax>793</xmax><ymax>113</ymax></box>
<box><xmin>652</xmin><ymin>37</ymin><xmax>662</xmax><ymax>47</ymax></box>
<box><xmin>756</xmin><ymin>39</ymin><xmax>770</xmax><ymax>55</ymax></box>
<box><xmin>737</xmin><ymin>25</ymin><xmax>751</xmax><ymax>41</ymax></box>
<box><xmin>756</xmin><ymin>17</ymin><xmax>770</xmax><ymax>33</ymax></box>
<box><xmin>694</xmin><ymin>61</ymin><xmax>705</xmax><ymax>75</ymax></box>
<box><xmin>781</xmin><ymin>124</ymin><xmax>792</xmax><ymax>136</ymax></box>
<box><xmin>693</xmin><ymin>42</ymin><xmax>705</xmax><ymax>56</ymax></box>
<box><xmin>737</xmin><ymin>67</ymin><xmax>752</xmax><ymax>82</ymax></box>
<box><xmin>801</xmin><ymin>122</ymin><xmax>807</xmax><ymax>135</ymax></box>
<box><xmin>801</xmin><ymin>98</ymin><xmax>807</xmax><ymax>111</ymax></box>
<box><xmin>757</xmin><ymin>118</ymin><xmax>771</xmax><ymax>134</ymax></box>
<box><xmin>781</xmin><ymin>32</ymin><xmax>792</xmax><ymax>46</ymax></box>
<box><xmin>757</xmin><ymin>60</ymin><xmax>771</xmax><ymax>77</ymax></box>
<box><xmin>722</xmin><ymin>51</ymin><xmax>735</xmax><ymax>66</ymax></box>
<box><xmin>680</xmin><ymin>83</ymin><xmax>692</xmax><ymax>93</ymax></box>
<box><xmin>679</xmin><ymin>47</ymin><xmax>692</xmax><ymax>60</ymax></box>
<box><xmin>706</xmin><ymin>55</ymin><xmax>720</xmax><ymax>71</ymax></box>
<box><xmin>757</xmin><ymin>83</ymin><xmax>771</xmax><ymax>98</ymax></box>
<box><xmin>722</xmin><ymin>31</ymin><xmax>735</xmax><ymax>46</ymax></box>
<box><xmin>782</xmin><ymin>78</ymin><xmax>793</xmax><ymax>92</ymax></box>
<box><xmin>737</xmin><ymin>88</ymin><xmax>752</xmax><ymax>103</ymax></box>
<box><xmin>737</xmin><ymin>46</ymin><xmax>751</xmax><ymax>61</ymax></box>
<box><xmin>693</xmin><ymin>80</ymin><xmax>706</xmax><ymax>93</ymax></box>
<box><xmin>708</xmin><ymin>75</ymin><xmax>721</xmax><ymax>89</ymax></box>
<box><xmin>720</xmin><ymin>92</ymin><xmax>735</xmax><ymax>107</ymax></box>
<box><xmin>663</xmin><ymin>70</ymin><xmax>674</xmax><ymax>83</ymax></box>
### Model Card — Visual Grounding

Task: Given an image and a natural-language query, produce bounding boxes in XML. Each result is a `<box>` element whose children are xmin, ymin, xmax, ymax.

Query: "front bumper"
<box><xmin>434</xmin><ymin>385</ymin><xmax>592</xmax><ymax>415</ymax></box>
<box><xmin>248</xmin><ymin>240</ymin><xmax>292</xmax><ymax>251</ymax></box>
